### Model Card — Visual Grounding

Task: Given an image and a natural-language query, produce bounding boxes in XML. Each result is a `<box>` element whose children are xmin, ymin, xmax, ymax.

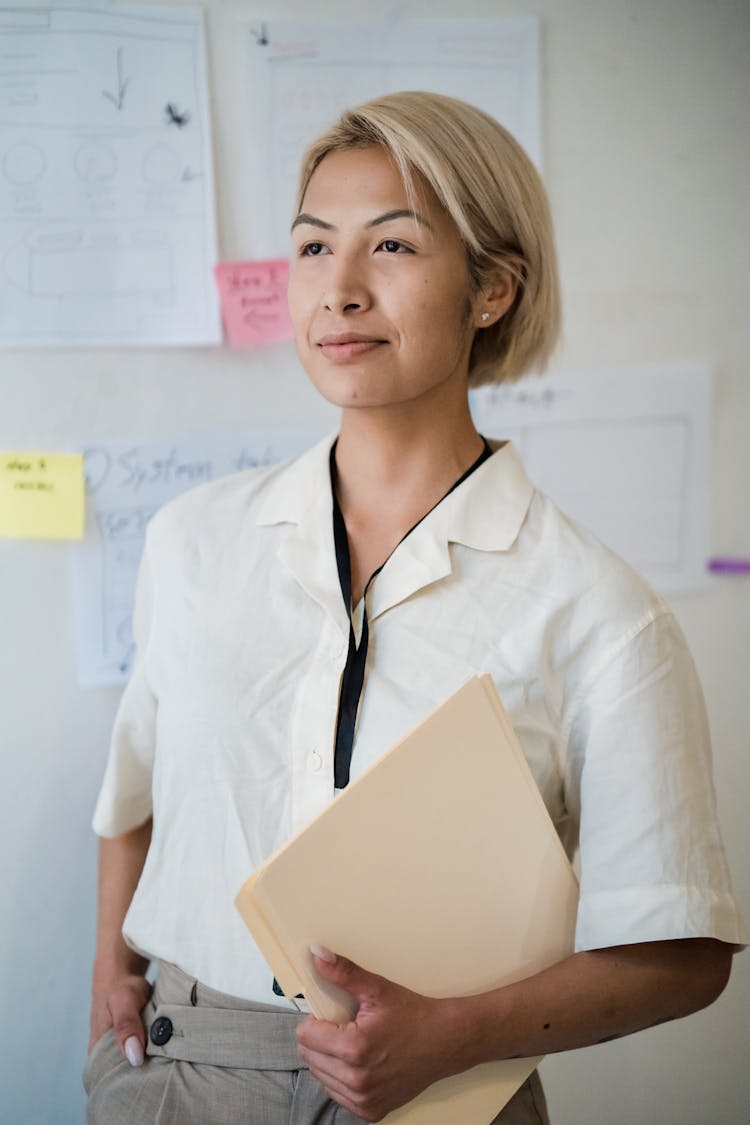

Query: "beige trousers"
<box><xmin>84</xmin><ymin>961</ymin><xmax>549</xmax><ymax>1125</ymax></box>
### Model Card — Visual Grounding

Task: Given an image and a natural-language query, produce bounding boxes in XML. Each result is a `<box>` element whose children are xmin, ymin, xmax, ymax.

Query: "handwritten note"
<box><xmin>214</xmin><ymin>259</ymin><xmax>293</xmax><ymax>345</ymax></box>
<box><xmin>0</xmin><ymin>452</ymin><xmax>84</xmax><ymax>539</ymax></box>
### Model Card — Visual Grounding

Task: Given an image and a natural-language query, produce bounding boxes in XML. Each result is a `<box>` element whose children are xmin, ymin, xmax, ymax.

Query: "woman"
<box><xmin>85</xmin><ymin>92</ymin><xmax>744</xmax><ymax>1124</ymax></box>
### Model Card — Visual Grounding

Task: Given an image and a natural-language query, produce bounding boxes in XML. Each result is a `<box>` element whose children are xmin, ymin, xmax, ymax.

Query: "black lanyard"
<box><xmin>330</xmin><ymin>438</ymin><xmax>493</xmax><ymax>789</ymax></box>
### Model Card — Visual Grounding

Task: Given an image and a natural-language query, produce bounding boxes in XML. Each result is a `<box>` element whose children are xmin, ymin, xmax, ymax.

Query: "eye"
<box><xmin>377</xmin><ymin>238</ymin><xmax>411</xmax><ymax>254</ymax></box>
<box><xmin>299</xmin><ymin>241</ymin><xmax>329</xmax><ymax>257</ymax></box>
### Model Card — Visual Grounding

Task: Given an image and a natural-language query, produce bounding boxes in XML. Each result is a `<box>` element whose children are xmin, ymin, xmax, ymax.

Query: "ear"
<box><xmin>472</xmin><ymin>269</ymin><xmax>519</xmax><ymax>329</ymax></box>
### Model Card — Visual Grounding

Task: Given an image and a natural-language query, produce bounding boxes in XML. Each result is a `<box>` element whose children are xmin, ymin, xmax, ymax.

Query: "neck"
<box><xmin>334</xmin><ymin>387</ymin><xmax>483</xmax><ymax>524</ymax></box>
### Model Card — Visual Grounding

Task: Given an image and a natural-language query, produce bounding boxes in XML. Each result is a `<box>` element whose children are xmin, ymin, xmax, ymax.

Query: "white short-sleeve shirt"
<box><xmin>93</xmin><ymin>437</ymin><xmax>746</xmax><ymax>1003</ymax></box>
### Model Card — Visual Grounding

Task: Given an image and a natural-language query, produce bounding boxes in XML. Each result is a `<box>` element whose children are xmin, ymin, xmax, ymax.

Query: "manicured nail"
<box><xmin>310</xmin><ymin>944</ymin><xmax>337</xmax><ymax>964</ymax></box>
<box><xmin>124</xmin><ymin>1036</ymin><xmax>144</xmax><ymax>1067</ymax></box>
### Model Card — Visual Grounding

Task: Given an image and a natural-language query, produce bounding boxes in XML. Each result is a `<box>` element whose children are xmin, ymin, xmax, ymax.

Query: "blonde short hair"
<box><xmin>295</xmin><ymin>91</ymin><xmax>561</xmax><ymax>387</ymax></box>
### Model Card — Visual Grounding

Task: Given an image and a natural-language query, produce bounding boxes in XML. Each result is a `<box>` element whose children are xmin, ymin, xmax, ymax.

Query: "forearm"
<box><xmin>446</xmin><ymin>938</ymin><xmax>732</xmax><ymax>1072</ymax></box>
<box><xmin>298</xmin><ymin>938</ymin><xmax>733</xmax><ymax>1121</ymax></box>
<box><xmin>89</xmin><ymin>818</ymin><xmax>153</xmax><ymax>1055</ymax></box>
<box><xmin>93</xmin><ymin>818</ymin><xmax>152</xmax><ymax>987</ymax></box>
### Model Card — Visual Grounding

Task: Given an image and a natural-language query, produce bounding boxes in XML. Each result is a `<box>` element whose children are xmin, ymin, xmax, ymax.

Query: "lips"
<box><xmin>317</xmin><ymin>332</ymin><xmax>387</xmax><ymax>363</ymax></box>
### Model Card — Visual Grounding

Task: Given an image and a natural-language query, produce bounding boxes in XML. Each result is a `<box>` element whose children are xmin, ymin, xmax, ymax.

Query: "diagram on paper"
<box><xmin>0</xmin><ymin>3</ymin><xmax>219</xmax><ymax>346</ymax></box>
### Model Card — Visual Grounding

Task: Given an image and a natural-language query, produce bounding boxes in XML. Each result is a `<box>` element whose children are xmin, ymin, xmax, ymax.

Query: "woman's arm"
<box><xmin>296</xmin><ymin>938</ymin><xmax>732</xmax><ymax>1123</ymax></box>
<box><xmin>89</xmin><ymin>818</ymin><xmax>153</xmax><ymax>1063</ymax></box>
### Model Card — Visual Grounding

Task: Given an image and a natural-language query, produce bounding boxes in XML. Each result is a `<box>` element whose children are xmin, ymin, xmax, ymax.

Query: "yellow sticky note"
<box><xmin>0</xmin><ymin>452</ymin><xmax>85</xmax><ymax>540</ymax></box>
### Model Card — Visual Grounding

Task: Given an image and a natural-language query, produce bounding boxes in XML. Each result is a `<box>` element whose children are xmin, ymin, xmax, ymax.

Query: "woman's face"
<box><xmin>288</xmin><ymin>146</ymin><xmax>481</xmax><ymax>414</ymax></box>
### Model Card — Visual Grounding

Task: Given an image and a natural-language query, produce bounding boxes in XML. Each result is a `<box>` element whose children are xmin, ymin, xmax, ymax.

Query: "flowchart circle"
<box><xmin>75</xmin><ymin>142</ymin><xmax>117</xmax><ymax>181</ymax></box>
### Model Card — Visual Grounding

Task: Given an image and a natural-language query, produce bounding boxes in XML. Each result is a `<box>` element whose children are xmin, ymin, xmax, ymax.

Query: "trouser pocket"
<box><xmin>83</xmin><ymin>1028</ymin><xmax>120</xmax><ymax>1095</ymax></box>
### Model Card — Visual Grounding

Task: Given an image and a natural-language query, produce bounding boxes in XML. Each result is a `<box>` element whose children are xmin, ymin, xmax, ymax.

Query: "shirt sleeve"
<box><xmin>92</xmin><ymin>528</ymin><xmax>157</xmax><ymax>838</ymax></box>
<box><xmin>566</xmin><ymin>608</ymin><xmax>746</xmax><ymax>951</ymax></box>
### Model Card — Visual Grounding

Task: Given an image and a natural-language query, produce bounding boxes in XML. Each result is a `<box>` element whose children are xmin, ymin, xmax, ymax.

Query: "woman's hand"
<box><xmin>89</xmin><ymin>971</ymin><xmax>152</xmax><ymax>1065</ymax></box>
<box><xmin>296</xmin><ymin>950</ymin><xmax>462</xmax><ymax>1122</ymax></box>
<box><xmin>296</xmin><ymin>939</ymin><xmax>732</xmax><ymax>1121</ymax></box>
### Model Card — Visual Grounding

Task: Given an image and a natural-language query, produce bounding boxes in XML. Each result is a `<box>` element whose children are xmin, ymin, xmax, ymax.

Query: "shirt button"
<box><xmin>149</xmin><ymin>1015</ymin><xmax>173</xmax><ymax>1046</ymax></box>
<box><xmin>309</xmin><ymin>751</ymin><xmax>323</xmax><ymax>773</ymax></box>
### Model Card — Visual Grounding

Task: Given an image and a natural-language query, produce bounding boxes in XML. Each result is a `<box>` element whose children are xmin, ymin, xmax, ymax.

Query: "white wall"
<box><xmin>0</xmin><ymin>2</ymin><xmax>747</xmax><ymax>1122</ymax></box>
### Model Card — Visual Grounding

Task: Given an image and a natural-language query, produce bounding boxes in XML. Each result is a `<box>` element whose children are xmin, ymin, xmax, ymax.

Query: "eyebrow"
<box><xmin>369</xmin><ymin>209</ymin><xmax>433</xmax><ymax>231</ymax></box>
<box><xmin>290</xmin><ymin>208</ymin><xmax>433</xmax><ymax>234</ymax></box>
<box><xmin>291</xmin><ymin>213</ymin><xmax>334</xmax><ymax>233</ymax></box>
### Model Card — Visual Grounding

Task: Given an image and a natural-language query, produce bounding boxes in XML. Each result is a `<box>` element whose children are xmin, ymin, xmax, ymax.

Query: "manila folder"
<box><xmin>235</xmin><ymin>674</ymin><xmax>578</xmax><ymax>1124</ymax></box>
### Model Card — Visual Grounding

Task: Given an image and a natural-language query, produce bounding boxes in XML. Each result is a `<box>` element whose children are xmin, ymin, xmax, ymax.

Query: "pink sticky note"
<box><xmin>214</xmin><ymin>259</ymin><xmax>294</xmax><ymax>346</ymax></box>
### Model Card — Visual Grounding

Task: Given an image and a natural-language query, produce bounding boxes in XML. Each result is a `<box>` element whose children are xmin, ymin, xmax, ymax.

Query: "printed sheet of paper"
<box><xmin>0</xmin><ymin>451</ymin><xmax>84</xmax><ymax>539</ymax></box>
<box><xmin>70</xmin><ymin>430</ymin><xmax>321</xmax><ymax>685</ymax></box>
<box><xmin>0</xmin><ymin>2</ymin><xmax>220</xmax><ymax>347</ymax></box>
<box><xmin>214</xmin><ymin>260</ymin><xmax>293</xmax><ymax>345</ymax></box>
<box><xmin>245</xmin><ymin>17</ymin><xmax>540</xmax><ymax>257</ymax></box>
<box><xmin>470</xmin><ymin>362</ymin><xmax>713</xmax><ymax>595</ymax></box>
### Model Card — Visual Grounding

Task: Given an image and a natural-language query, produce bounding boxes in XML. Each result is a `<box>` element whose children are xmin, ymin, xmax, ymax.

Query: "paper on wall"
<box><xmin>470</xmin><ymin>361</ymin><xmax>713</xmax><ymax>595</ymax></box>
<box><xmin>0</xmin><ymin>2</ymin><xmax>220</xmax><ymax>347</ymax></box>
<box><xmin>245</xmin><ymin>17</ymin><xmax>540</xmax><ymax>257</ymax></box>
<box><xmin>0</xmin><ymin>451</ymin><xmax>84</xmax><ymax>539</ymax></box>
<box><xmin>214</xmin><ymin>260</ymin><xmax>294</xmax><ymax>346</ymax></box>
<box><xmin>70</xmin><ymin>430</ymin><xmax>321</xmax><ymax>685</ymax></box>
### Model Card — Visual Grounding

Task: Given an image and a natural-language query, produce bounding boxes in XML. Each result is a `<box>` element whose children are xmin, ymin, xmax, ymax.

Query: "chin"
<box><xmin>304</xmin><ymin>366</ymin><xmax>381</xmax><ymax>409</ymax></box>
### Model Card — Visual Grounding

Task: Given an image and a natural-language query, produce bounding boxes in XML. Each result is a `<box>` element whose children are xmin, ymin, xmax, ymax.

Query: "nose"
<box><xmin>321</xmin><ymin>254</ymin><xmax>371</xmax><ymax>314</ymax></box>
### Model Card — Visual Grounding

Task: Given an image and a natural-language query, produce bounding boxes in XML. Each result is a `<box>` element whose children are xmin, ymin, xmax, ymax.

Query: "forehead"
<box><xmin>300</xmin><ymin>146</ymin><xmax>447</xmax><ymax>227</ymax></box>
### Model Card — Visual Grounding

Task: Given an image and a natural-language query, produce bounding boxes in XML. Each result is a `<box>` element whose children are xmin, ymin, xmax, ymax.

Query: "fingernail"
<box><xmin>124</xmin><ymin>1036</ymin><xmax>144</xmax><ymax>1067</ymax></box>
<box><xmin>309</xmin><ymin>944</ymin><xmax>337</xmax><ymax>964</ymax></box>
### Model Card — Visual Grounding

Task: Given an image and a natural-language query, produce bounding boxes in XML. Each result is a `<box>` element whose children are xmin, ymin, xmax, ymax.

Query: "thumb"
<box><xmin>309</xmin><ymin>945</ymin><xmax>386</xmax><ymax>1004</ymax></box>
<box><xmin>108</xmin><ymin>978</ymin><xmax>151</xmax><ymax>1065</ymax></box>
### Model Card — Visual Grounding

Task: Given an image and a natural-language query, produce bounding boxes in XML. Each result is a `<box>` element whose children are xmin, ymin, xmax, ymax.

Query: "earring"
<box><xmin>481</xmin><ymin>312</ymin><xmax>490</xmax><ymax>322</ymax></box>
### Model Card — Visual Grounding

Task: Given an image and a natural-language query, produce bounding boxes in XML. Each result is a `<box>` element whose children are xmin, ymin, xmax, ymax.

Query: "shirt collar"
<box><xmin>425</xmin><ymin>438</ymin><xmax>534</xmax><ymax>554</ymax></box>
<box><xmin>256</xmin><ymin>433</ymin><xmax>337</xmax><ymax>529</ymax></box>
<box><xmin>256</xmin><ymin>434</ymin><xmax>349</xmax><ymax>637</ymax></box>
<box><xmin>256</xmin><ymin>435</ymin><xmax>534</xmax><ymax>626</ymax></box>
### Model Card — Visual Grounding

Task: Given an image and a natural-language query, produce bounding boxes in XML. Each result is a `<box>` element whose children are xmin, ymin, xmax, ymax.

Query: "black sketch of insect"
<box><xmin>251</xmin><ymin>23</ymin><xmax>269</xmax><ymax>46</ymax></box>
<box><xmin>165</xmin><ymin>103</ymin><xmax>191</xmax><ymax>128</ymax></box>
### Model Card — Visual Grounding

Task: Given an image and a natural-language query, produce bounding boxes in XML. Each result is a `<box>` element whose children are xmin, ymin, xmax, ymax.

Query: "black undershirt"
<box><xmin>330</xmin><ymin>437</ymin><xmax>493</xmax><ymax>789</ymax></box>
